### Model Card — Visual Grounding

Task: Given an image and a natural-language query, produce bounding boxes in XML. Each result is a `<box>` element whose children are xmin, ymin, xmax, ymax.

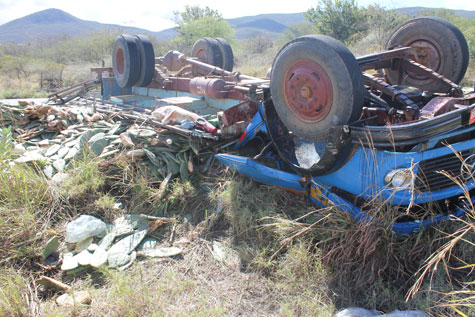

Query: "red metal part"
<box><xmin>283</xmin><ymin>59</ymin><xmax>333</xmax><ymax>123</ymax></box>
<box><xmin>421</xmin><ymin>93</ymin><xmax>475</xmax><ymax>119</ymax></box>
<box><xmin>189</xmin><ymin>77</ymin><xmax>228</xmax><ymax>99</ymax></box>
<box><xmin>217</xmin><ymin>101</ymin><xmax>258</xmax><ymax>127</ymax></box>
<box><xmin>114</xmin><ymin>47</ymin><xmax>125</xmax><ymax>75</ymax></box>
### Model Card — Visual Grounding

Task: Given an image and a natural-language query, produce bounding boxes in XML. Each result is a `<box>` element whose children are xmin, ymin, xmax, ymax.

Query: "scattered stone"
<box><xmin>65</xmin><ymin>215</ymin><xmax>107</xmax><ymax>243</ymax></box>
<box><xmin>56</xmin><ymin>291</ymin><xmax>91</xmax><ymax>307</ymax></box>
<box><xmin>138</xmin><ymin>246</ymin><xmax>182</xmax><ymax>258</ymax></box>
<box><xmin>89</xmin><ymin>138</ymin><xmax>109</xmax><ymax>156</ymax></box>
<box><xmin>108</xmin><ymin>225</ymin><xmax>148</xmax><ymax>255</ymax></box>
<box><xmin>75</xmin><ymin>237</ymin><xmax>94</xmax><ymax>253</ymax></box>
<box><xmin>87</xmin><ymin>132</ymin><xmax>106</xmax><ymax>144</ymax></box>
<box><xmin>112</xmin><ymin>214</ymin><xmax>148</xmax><ymax>237</ymax></box>
<box><xmin>61</xmin><ymin>253</ymin><xmax>78</xmax><ymax>271</ymax></box>
<box><xmin>118</xmin><ymin>251</ymin><xmax>136</xmax><ymax>271</ymax></box>
<box><xmin>64</xmin><ymin>147</ymin><xmax>78</xmax><ymax>160</ymax></box>
<box><xmin>76</xmin><ymin>250</ymin><xmax>92</xmax><ymax>266</ymax></box>
<box><xmin>38</xmin><ymin>139</ymin><xmax>50</xmax><ymax>146</ymax></box>
<box><xmin>45</xmin><ymin>144</ymin><xmax>61</xmax><ymax>157</ymax></box>
<box><xmin>14</xmin><ymin>150</ymin><xmax>45</xmax><ymax>163</ymax></box>
<box><xmin>43</xmin><ymin>165</ymin><xmax>54</xmax><ymax>179</ymax></box>
<box><xmin>53</xmin><ymin>159</ymin><xmax>66</xmax><ymax>172</ymax></box>
<box><xmin>107</xmin><ymin>252</ymin><xmax>131</xmax><ymax>268</ymax></box>
<box><xmin>98</xmin><ymin>232</ymin><xmax>116</xmax><ymax>250</ymax></box>
<box><xmin>90</xmin><ymin>246</ymin><xmax>108</xmax><ymax>268</ymax></box>
<box><xmin>42</xmin><ymin>236</ymin><xmax>59</xmax><ymax>260</ymax></box>
<box><xmin>137</xmin><ymin>237</ymin><xmax>157</xmax><ymax>250</ymax></box>
<box><xmin>107</xmin><ymin>226</ymin><xmax>148</xmax><ymax>268</ymax></box>
<box><xmin>57</xmin><ymin>147</ymin><xmax>69</xmax><ymax>159</ymax></box>
<box><xmin>38</xmin><ymin>276</ymin><xmax>71</xmax><ymax>291</ymax></box>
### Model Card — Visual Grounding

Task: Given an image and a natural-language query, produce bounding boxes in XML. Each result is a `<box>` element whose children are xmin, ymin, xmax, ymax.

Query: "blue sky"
<box><xmin>0</xmin><ymin>0</ymin><xmax>473</xmax><ymax>32</ymax></box>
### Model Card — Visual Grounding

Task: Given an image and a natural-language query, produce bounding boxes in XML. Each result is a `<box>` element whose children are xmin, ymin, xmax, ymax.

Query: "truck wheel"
<box><xmin>112</xmin><ymin>34</ymin><xmax>140</xmax><ymax>88</ymax></box>
<box><xmin>191</xmin><ymin>37</ymin><xmax>223</xmax><ymax>74</ymax></box>
<box><xmin>385</xmin><ymin>17</ymin><xmax>469</xmax><ymax>93</ymax></box>
<box><xmin>134</xmin><ymin>35</ymin><xmax>155</xmax><ymax>87</ymax></box>
<box><xmin>215</xmin><ymin>38</ymin><xmax>234</xmax><ymax>71</ymax></box>
<box><xmin>270</xmin><ymin>35</ymin><xmax>364</xmax><ymax>141</ymax></box>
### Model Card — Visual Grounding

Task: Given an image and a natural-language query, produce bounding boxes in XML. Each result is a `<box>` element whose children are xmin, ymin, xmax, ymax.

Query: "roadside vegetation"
<box><xmin>0</xmin><ymin>1</ymin><xmax>474</xmax><ymax>315</ymax></box>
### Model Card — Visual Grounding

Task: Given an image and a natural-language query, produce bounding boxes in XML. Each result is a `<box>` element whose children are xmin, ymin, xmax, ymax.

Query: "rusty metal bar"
<box><xmin>357</xmin><ymin>47</ymin><xmax>413</xmax><ymax>70</ymax></box>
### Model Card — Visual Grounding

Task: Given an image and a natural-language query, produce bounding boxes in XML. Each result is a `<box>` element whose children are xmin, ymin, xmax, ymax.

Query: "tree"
<box><xmin>172</xmin><ymin>6</ymin><xmax>234</xmax><ymax>53</ymax></box>
<box><xmin>174</xmin><ymin>5</ymin><xmax>222</xmax><ymax>25</ymax></box>
<box><xmin>364</xmin><ymin>4</ymin><xmax>407</xmax><ymax>49</ymax></box>
<box><xmin>305</xmin><ymin>0</ymin><xmax>368</xmax><ymax>45</ymax></box>
<box><xmin>281</xmin><ymin>23</ymin><xmax>315</xmax><ymax>43</ymax></box>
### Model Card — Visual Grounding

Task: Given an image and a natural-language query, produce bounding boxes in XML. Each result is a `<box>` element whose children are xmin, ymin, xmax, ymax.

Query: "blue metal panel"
<box><xmin>132</xmin><ymin>86</ymin><xmax>242</xmax><ymax>113</ymax></box>
<box><xmin>102</xmin><ymin>78</ymin><xmax>131</xmax><ymax>99</ymax></box>
<box><xmin>315</xmin><ymin>137</ymin><xmax>475</xmax><ymax>205</ymax></box>
<box><xmin>215</xmin><ymin>154</ymin><xmax>306</xmax><ymax>193</ymax></box>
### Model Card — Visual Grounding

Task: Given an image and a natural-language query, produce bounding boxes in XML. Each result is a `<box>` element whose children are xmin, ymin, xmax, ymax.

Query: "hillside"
<box><xmin>397</xmin><ymin>7</ymin><xmax>475</xmax><ymax>18</ymax></box>
<box><xmin>1</xmin><ymin>7</ymin><xmax>475</xmax><ymax>44</ymax></box>
<box><xmin>0</xmin><ymin>8</ymin><xmax>156</xmax><ymax>43</ymax></box>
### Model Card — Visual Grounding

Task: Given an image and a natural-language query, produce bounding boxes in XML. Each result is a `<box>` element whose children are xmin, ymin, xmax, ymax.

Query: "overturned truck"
<box><xmin>97</xmin><ymin>17</ymin><xmax>475</xmax><ymax>235</ymax></box>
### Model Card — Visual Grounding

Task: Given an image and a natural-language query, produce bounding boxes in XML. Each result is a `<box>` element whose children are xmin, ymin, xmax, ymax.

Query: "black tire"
<box><xmin>190</xmin><ymin>37</ymin><xmax>223</xmax><ymax>73</ymax></box>
<box><xmin>270</xmin><ymin>35</ymin><xmax>364</xmax><ymax>141</ymax></box>
<box><xmin>215</xmin><ymin>37</ymin><xmax>234</xmax><ymax>71</ymax></box>
<box><xmin>112</xmin><ymin>34</ymin><xmax>140</xmax><ymax>88</ymax></box>
<box><xmin>134</xmin><ymin>35</ymin><xmax>155</xmax><ymax>87</ymax></box>
<box><xmin>385</xmin><ymin>17</ymin><xmax>469</xmax><ymax>93</ymax></box>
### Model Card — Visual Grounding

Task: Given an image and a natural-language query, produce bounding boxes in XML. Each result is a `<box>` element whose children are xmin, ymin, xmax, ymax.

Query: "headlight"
<box><xmin>384</xmin><ymin>169</ymin><xmax>413</xmax><ymax>189</ymax></box>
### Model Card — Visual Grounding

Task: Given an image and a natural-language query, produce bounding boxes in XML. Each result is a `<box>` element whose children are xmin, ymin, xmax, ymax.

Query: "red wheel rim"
<box><xmin>114</xmin><ymin>47</ymin><xmax>125</xmax><ymax>75</ymax></box>
<box><xmin>283</xmin><ymin>59</ymin><xmax>333</xmax><ymax>123</ymax></box>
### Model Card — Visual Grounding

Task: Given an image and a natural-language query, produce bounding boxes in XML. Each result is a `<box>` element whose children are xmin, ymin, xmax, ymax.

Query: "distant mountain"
<box><xmin>154</xmin><ymin>13</ymin><xmax>305</xmax><ymax>40</ymax></box>
<box><xmin>396</xmin><ymin>7</ymin><xmax>475</xmax><ymax>19</ymax></box>
<box><xmin>0</xmin><ymin>8</ymin><xmax>156</xmax><ymax>43</ymax></box>
<box><xmin>227</xmin><ymin>13</ymin><xmax>305</xmax><ymax>28</ymax></box>
<box><xmin>1</xmin><ymin>7</ymin><xmax>474</xmax><ymax>44</ymax></box>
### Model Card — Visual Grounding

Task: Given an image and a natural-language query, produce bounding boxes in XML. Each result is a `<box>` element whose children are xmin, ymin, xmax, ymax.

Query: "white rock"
<box><xmin>56</xmin><ymin>291</ymin><xmax>91</xmax><ymax>307</ymax></box>
<box><xmin>336</xmin><ymin>308</ymin><xmax>379</xmax><ymax>317</ymax></box>
<box><xmin>53</xmin><ymin>159</ymin><xmax>66</xmax><ymax>172</ymax></box>
<box><xmin>87</xmin><ymin>243</ymin><xmax>98</xmax><ymax>252</ymax></box>
<box><xmin>90</xmin><ymin>246</ymin><xmax>108</xmax><ymax>268</ymax></box>
<box><xmin>137</xmin><ymin>237</ymin><xmax>157</xmax><ymax>250</ymax></box>
<box><xmin>139</xmin><ymin>246</ymin><xmax>182</xmax><ymax>258</ymax></box>
<box><xmin>61</xmin><ymin>253</ymin><xmax>78</xmax><ymax>271</ymax></box>
<box><xmin>76</xmin><ymin>250</ymin><xmax>92</xmax><ymax>266</ymax></box>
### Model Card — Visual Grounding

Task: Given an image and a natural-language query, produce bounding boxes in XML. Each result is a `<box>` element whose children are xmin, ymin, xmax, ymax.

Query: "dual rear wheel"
<box><xmin>112</xmin><ymin>34</ymin><xmax>155</xmax><ymax>88</ymax></box>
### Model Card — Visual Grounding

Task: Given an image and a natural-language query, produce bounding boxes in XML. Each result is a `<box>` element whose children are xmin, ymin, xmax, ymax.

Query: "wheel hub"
<box><xmin>408</xmin><ymin>40</ymin><xmax>441</xmax><ymax>79</ymax></box>
<box><xmin>283</xmin><ymin>59</ymin><xmax>333</xmax><ymax>123</ymax></box>
<box><xmin>114</xmin><ymin>47</ymin><xmax>125</xmax><ymax>75</ymax></box>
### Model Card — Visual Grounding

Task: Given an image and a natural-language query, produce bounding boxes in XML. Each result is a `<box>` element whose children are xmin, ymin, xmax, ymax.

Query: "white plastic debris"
<box><xmin>65</xmin><ymin>215</ymin><xmax>107</xmax><ymax>243</ymax></box>
<box><xmin>336</xmin><ymin>308</ymin><xmax>429</xmax><ymax>317</ymax></box>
